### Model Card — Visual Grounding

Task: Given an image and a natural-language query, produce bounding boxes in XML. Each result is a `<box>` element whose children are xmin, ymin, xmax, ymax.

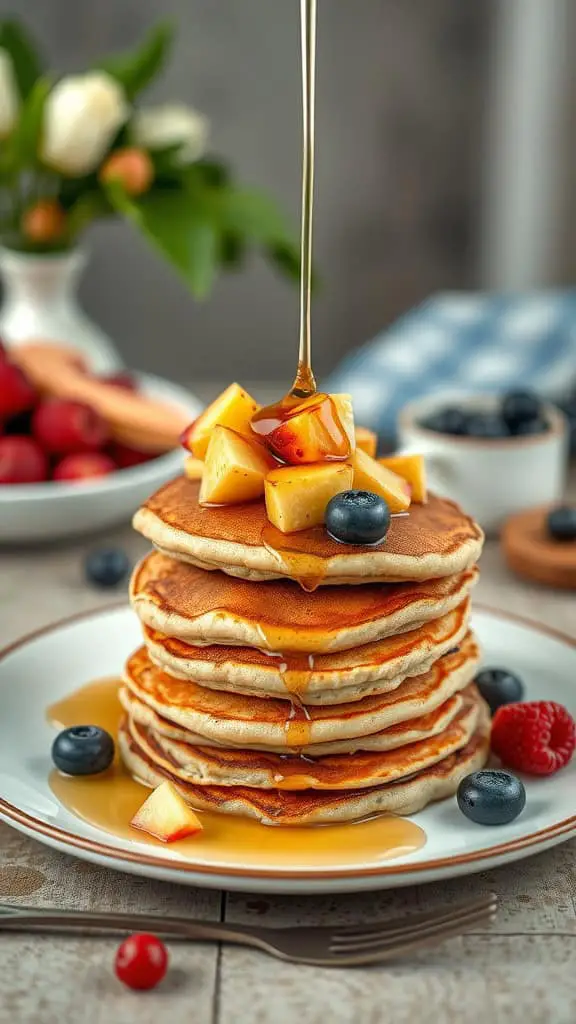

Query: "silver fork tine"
<box><xmin>330</xmin><ymin>896</ymin><xmax>497</xmax><ymax>952</ymax></box>
<box><xmin>329</xmin><ymin>905</ymin><xmax>496</xmax><ymax>958</ymax></box>
<box><xmin>330</xmin><ymin>907</ymin><xmax>496</xmax><ymax>966</ymax></box>
<box><xmin>331</xmin><ymin>894</ymin><xmax>496</xmax><ymax>942</ymax></box>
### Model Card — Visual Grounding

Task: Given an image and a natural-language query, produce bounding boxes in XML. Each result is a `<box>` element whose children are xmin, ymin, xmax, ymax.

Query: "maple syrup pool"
<box><xmin>47</xmin><ymin>677</ymin><xmax>427</xmax><ymax>869</ymax></box>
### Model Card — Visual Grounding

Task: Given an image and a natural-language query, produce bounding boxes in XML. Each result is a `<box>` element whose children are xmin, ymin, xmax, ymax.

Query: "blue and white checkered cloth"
<box><xmin>323</xmin><ymin>291</ymin><xmax>576</xmax><ymax>443</ymax></box>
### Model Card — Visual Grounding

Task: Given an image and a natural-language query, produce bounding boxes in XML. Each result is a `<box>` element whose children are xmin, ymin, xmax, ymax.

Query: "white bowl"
<box><xmin>0</xmin><ymin>373</ymin><xmax>203</xmax><ymax>544</ymax></box>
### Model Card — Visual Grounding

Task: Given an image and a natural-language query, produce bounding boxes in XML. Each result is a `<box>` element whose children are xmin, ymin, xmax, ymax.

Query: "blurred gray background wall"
<box><xmin>9</xmin><ymin>0</ymin><xmax>491</xmax><ymax>382</ymax></box>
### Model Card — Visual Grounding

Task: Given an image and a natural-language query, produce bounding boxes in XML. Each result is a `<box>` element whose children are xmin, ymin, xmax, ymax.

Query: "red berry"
<box><xmin>0</xmin><ymin>435</ymin><xmax>48</xmax><ymax>484</ymax></box>
<box><xmin>109</xmin><ymin>441</ymin><xmax>153</xmax><ymax>469</ymax></box>
<box><xmin>33</xmin><ymin>399</ymin><xmax>109</xmax><ymax>455</ymax></box>
<box><xmin>52</xmin><ymin>452</ymin><xmax>116</xmax><ymax>482</ymax></box>
<box><xmin>114</xmin><ymin>933</ymin><xmax>168</xmax><ymax>991</ymax></box>
<box><xmin>99</xmin><ymin>371</ymin><xmax>138</xmax><ymax>392</ymax></box>
<box><xmin>0</xmin><ymin>362</ymin><xmax>37</xmax><ymax>418</ymax></box>
<box><xmin>492</xmin><ymin>701</ymin><xmax>576</xmax><ymax>776</ymax></box>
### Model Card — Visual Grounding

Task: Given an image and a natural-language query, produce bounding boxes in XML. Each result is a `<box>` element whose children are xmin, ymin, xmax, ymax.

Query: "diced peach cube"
<box><xmin>380</xmin><ymin>453</ymin><xmax>427</xmax><ymax>503</ymax></box>
<box><xmin>352</xmin><ymin>448</ymin><xmax>411</xmax><ymax>513</ymax></box>
<box><xmin>259</xmin><ymin>393</ymin><xmax>353</xmax><ymax>465</ymax></box>
<box><xmin>184</xmin><ymin>456</ymin><xmax>204</xmax><ymax>481</ymax></box>
<box><xmin>181</xmin><ymin>383</ymin><xmax>260</xmax><ymax>460</ymax></box>
<box><xmin>332</xmin><ymin>394</ymin><xmax>356</xmax><ymax>453</ymax></box>
<box><xmin>265</xmin><ymin>462</ymin><xmax>354</xmax><ymax>533</ymax></box>
<box><xmin>131</xmin><ymin>781</ymin><xmax>203</xmax><ymax>843</ymax></box>
<box><xmin>355</xmin><ymin>426</ymin><xmax>378</xmax><ymax>458</ymax></box>
<box><xmin>200</xmin><ymin>425</ymin><xmax>276</xmax><ymax>505</ymax></box>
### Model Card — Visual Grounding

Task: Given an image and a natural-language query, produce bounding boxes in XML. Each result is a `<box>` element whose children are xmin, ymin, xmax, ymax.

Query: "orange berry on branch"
<box><xmin>100</xmin><ymin>147</ymin><xmax>154</xmax><ymax>196</ymax></box>
<box><xmin>22</xmin><ymin>199</ymin><xmax>66</xmax><ymax>243</ymax></box>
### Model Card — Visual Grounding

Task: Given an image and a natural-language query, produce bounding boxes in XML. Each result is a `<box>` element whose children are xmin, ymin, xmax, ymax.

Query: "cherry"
<box><xmin>114</xmin><ymin>933</ymin><xmax>168</xmax><ymax>991</ymax></box>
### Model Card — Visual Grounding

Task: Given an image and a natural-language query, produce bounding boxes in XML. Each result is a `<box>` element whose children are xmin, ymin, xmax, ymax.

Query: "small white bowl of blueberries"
<box><xmin>398</xmin><ymin>389</ymin><xmax>570</xmax><ymax>534</ymax></box>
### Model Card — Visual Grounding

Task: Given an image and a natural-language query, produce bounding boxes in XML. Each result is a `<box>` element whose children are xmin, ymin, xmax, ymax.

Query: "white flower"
<box><xmin>42</xmin><ymin>72</ymin><xmax>129</xmax><ymax>176</ymax></box>
<box><xmin>0</xmin><ymin>49</ymin><xmax>19</xmax><ymax>138</ymax></box>
<box><xmin>132</xmin><ymin>104</ymin><xmax>208</xmax><ymax>164</ymax></box>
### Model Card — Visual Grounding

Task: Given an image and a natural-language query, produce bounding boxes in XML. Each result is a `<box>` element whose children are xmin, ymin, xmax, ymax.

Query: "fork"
<box><xmin>0</xmin><ymin>895</ymin><xmax>497</xmax><ymax>966</ymax></box>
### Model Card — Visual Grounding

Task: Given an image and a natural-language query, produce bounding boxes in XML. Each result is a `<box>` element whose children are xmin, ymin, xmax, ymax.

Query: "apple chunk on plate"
<box><xmin>131</xmin><ymin>781</ymin><xmax>203</xmax><ymax>843</ymax></box>
<box><xmin>181</xmin><ymin>383</ymin><xmax>260</xmax><ymax>460</ymax></box>
<box><xmin>200</xmin><ymin>426</ymin><xmax>276</xmax><ymax>505</ymax></box>
<box><xmin>265</xmin><ymin>462</ymin><xmax>353</xmax><ymax>533</ymax></box>
<box><xmin>352</xmin><ymin>449</ymin><xmax>410</xmax><ymax>513</ymax></box>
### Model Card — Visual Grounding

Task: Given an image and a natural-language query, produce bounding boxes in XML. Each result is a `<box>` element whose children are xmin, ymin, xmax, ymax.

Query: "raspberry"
<box><xmin>491</xmin><ymin>701</ymin><xmax>576</xmax><ymax>776</ymax></box>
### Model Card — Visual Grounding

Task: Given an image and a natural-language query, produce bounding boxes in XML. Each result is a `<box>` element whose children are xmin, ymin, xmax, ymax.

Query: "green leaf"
<box><xmin>0</xmin><ymin>19</ymin><xmax>44</xmax><ymax>99</ymax></box>
<box><xmin>10</xmin><ymin>75</ymin><xmax>52</xmax><ymax>168</ymax></box>
<box><xmin>216</xmin><ymin>186</ymin><xmax>292</xmax><ymax>245</ymax></box>
<box><xmin>107</xmin><ymin>182</ymin><xmax>219</xmax><ymax>298</ymax></box>
<box><xmin>98</xmin><ymin>22</ymin><xmax>173</xmax><ymax>99</ymax></box>
<box><xmin>219</xmin><ymin>232</ymin><xmax>246</xmax><ymax>270</ymax></box>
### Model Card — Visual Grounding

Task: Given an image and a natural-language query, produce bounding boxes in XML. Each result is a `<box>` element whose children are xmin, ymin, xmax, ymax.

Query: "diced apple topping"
<box><xmin>130</xmin><ymin>781</ymin><xmax>203</xmax><ymax>843</ymax></box>
<box><xmin>355</xmin><ymin>426</ymin><xmax>377</xmax><ymax>458</ymax></box>
<box><xmin>184</xmin><ymin>456</ymin><xmax>204</xmax><ymax>481</ymax></box>
<box><xmin>181</xmin><ymin>383</ymin><xmax>260</xmax><ymax>460</ymax></box>
<box><xmin>200</xmin><ymin>425</ymin><xmax>276</xmax><ymax>505</ymax></box>
<box><xmin>265</xmin><ymin>462</ymin><xmax>354</xmax><ymax>533</ymax></box>
<box><xmin>352</xmin><ymin>448</ymin><xmax>411</xmax><ymax>513</ymax></box>
<box><xmin>255</xmin><ymin>393</ymin><xmax>353</xmax><ymax>465</ymax></box>
<box><xmin>380</xmin><ymin>453</ymin><xmax>427</xmax><ymax>503</ymax></box>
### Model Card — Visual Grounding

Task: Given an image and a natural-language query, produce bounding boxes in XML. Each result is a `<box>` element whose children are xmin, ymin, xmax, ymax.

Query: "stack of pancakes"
<box><xmin>122</xmin><ymin>476</ymin><xmax>489</xmax><ymax>826</ymax></box>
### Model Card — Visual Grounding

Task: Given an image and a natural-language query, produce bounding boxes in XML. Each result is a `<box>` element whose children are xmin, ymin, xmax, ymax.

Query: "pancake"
<box><xmin>130</xmin><ymin>551</ymin><xmax>478</xmax><ymax>654</ymax></box>
<box><xmin>126</xmin><ymin>690</ymin><xmax>482</xmax><ymax>790</ymax></box>
<box><xmin>122</xmin><ymin>636</ymin><xmax>481</xmax><ymax>753</ymax></box>
<box><xmin>119</xmin><ymin>706</ymin><xmax>491</xmax><ymax>825</ymax></box>
<box><xmin>143</xmin><ymin>600</ymin><xmax>471</xmax><ymax>704</ymax></box>
<box><xmin>121</xmin><ymin>686</ymin><xmax>467</xmax><ymax>756</ymax></box>
<box><xmin>133</xmin><ymin>478</ymin><xmax>484</xmax><ymax>585</ymax></box>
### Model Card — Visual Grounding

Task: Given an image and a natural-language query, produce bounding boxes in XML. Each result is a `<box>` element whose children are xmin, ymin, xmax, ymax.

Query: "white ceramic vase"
<box><xmin>0</xmin><ymin>247</ymin><xmax>123</xmax><ymax>372</ymax></box>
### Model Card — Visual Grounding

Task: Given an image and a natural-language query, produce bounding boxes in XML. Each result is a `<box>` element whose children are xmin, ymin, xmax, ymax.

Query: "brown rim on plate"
<box><xmin>399</xmin><ymin>401</ymin><xmax>567</xmax><ymax>450</ymax></box>
<box><xmin>0</xmin><ymin>602</ymin><xmax>574</xmax><ymax>881</ymax></box>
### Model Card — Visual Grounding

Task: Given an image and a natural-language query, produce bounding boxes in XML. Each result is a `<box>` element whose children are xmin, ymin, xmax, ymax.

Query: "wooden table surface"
<box><xmin>0</xmin><ymin>489</ymin><xmax>575</xmax><ymax>1022</ymax></box>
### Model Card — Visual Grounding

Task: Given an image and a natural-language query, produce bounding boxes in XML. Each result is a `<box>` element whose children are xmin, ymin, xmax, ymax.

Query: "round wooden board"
<box><xmin>501</xmin><ymin>506</ymin><xmax>576</xmax><ymax>590</ymax></box>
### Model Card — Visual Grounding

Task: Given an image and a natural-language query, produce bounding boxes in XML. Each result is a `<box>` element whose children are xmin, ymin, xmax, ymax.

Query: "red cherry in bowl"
<box><xmin>33</xmin><ymin>399</ymin><xmax>109</xmax><ymax>455</ymax></box>
<box><xmin>0</xmin><ymin>436</ymin><xmax>48</xmax><ymax>484</ymax></box>
<box><xmin>0</xmin><ymin>362</ymin><xmax>37</xmax><ymax>419</ymax></box>
<box><xmin>52</xmin><ymin>452</ymin><xmax>116</xmax><ymax>483</ymax></box>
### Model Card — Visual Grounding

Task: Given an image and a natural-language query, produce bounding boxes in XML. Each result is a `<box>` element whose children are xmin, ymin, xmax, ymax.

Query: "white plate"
<box><xmin>0</xmin><ymin>604</ymin><xmax>574</xmax><ymax>894</ymax></box>
<box><xmin>0</xmin><ymin>373</ymin><xmax>202</xmax><ymax>543</ymax></box>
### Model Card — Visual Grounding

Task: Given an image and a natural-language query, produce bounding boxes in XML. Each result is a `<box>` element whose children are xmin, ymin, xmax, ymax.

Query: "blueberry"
<box><xmin>547</xmin><ymin>505</ymin><xmax>576</xmax><ymax>541</ymax></box>
<box><xmin>457</xmin><ymin>770</ymin><xmax>526</xmax><ymax>825</ymax></box>
<box><xmin>465</xmin><ymin>414</ymin><xmax>509</xmax><ymax>439</ymax></box>
<box><xmin>421</xmin><ymin>407</ymin><xmax>467</xmax><ymax>436</ymax></box>
<box><xmin>474</xmin><ymin>667</ymin><xmax>524</xmax><ymax>714</ymax></box>
<box><xmin>502</xmin><ymin>390</ymin><xmax>541</xmax><ymax>429</ymax></box>
<box><xmin>85</xmin><ymin>547</ymin><xmax>131</xmax><ymax>588</ymax></box>
<box><xmin>326</xmin><ymin>490</ymin><xmax>391</xmax><ymax>545</ymax></box>
<box><xmin>511</xmin><ymin>417</ymin><xmax>548</xmax><ymax>436</ymax></box>
<box><xmin>52</xmin><ymin>726</ymin><xmax>115</xmax><ymax>776</ymax></box>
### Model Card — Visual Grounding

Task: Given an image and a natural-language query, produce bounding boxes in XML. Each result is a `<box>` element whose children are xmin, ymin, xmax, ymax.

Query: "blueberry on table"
<box><xmin>502</xmin><ymin>390</ymin><xmax>542</xmax><ymax>430</ymax></box>
<box><xmin>326</xmin><ymin>490</ymin><xmax>390</xmax><ymax>545</ymax></box>
<box><xmin>547</xmin><ymin>506</ymin><xmax>576</xmax><ymax>542</ymax></box>
<box><xmin>52</xmin><ymin>726</ymin><xmax>115</xmax><ymax>776</ymax></box>
<box><xmin>457</xmin><ymin>770</ymin><xmax>526</xmax><ymax>825</ymax></box>
<box><xmin>85</xmin><ymin>547</ymin><xmax>131</xmax><ymax>588</ymax></box>
<box><xmin>474</xmin><ymin>667</ymin><xmax>524</xmax><ymax>715</ymax></box>
<box><xmin>421</xmin><ymin>407</ymin><xmax>468</xmax><ymax>436</ymax></box>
